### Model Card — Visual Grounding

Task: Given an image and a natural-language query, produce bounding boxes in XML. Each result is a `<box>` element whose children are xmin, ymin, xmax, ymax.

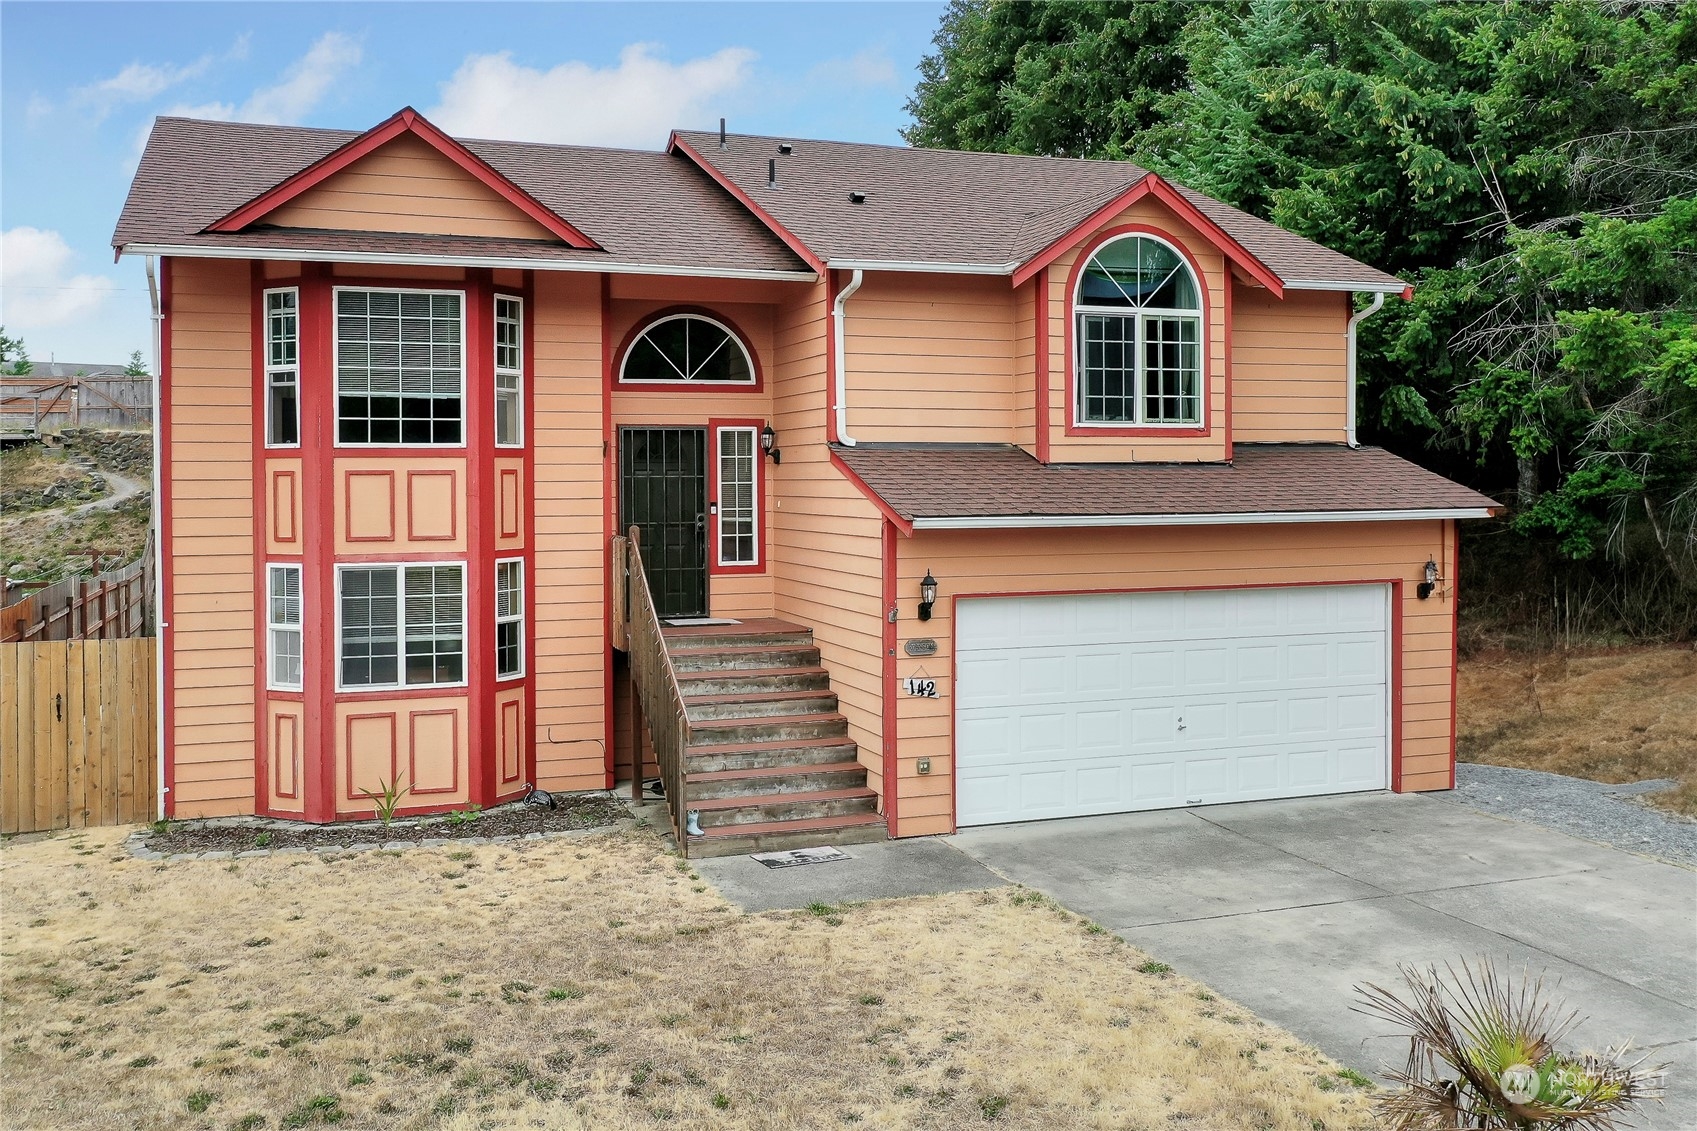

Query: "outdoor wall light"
<box><xmin>761</xmin><ymin>422</ymin><xmax>781</xmax><ymax>465</ymax></box>
<box><xmin>1417</xmin><ymin>557</ymin><xmax>1440</xmax><ymax>600</ymax></box>
<box><xmin>918</xmin><ymin>570</ymin><xmax>939</xmax><ymax>621</ymax></box>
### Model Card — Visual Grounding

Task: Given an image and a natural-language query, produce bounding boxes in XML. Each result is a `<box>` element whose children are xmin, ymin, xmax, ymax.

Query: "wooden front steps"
<box><xmin>663</xmin><ymin>619</ymin><xmax>887</xmax><ymax>859</ymax></box>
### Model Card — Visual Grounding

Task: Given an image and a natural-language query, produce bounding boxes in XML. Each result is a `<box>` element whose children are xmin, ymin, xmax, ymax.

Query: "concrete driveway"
<box><xmin>950</xmin><ymin>792</ymin><xmax>1697</xmax><ymax>1129</ymax></box>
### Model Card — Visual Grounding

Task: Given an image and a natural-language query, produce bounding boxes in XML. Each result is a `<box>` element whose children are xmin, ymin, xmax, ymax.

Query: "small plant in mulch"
<box><xmin>1355</xmin><ymin>958</ymin><xmax>1663</xmax><ymax>1129</ymax></box>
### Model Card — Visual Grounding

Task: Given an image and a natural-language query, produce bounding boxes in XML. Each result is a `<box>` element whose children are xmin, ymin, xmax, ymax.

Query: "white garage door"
<box><xmin>955</xmin><ymin>584</ymin><xmax>1390</xmax><ymax>826</ymax></box>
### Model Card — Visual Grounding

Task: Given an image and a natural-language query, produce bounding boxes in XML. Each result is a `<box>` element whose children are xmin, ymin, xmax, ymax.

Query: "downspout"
<box><xmin>1345</xmin><ymin>290</ymin><xmax>1386</xmax><ymax>448</ymax></box>
<box><xmin>832</xmin><ymin>269</ymin><xmax>864</xmax><ymax>446</ymax></box>
<box><xmin>145</xmin><ymin>255</ymin><xmax>167</xmax><ymax>820</ymax></box>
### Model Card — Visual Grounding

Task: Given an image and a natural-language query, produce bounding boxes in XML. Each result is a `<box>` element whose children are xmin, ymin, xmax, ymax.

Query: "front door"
<box><xmin>619</xmin><ymin>426</ymin><xmax>708</xmax><ymax>619</ymax></box>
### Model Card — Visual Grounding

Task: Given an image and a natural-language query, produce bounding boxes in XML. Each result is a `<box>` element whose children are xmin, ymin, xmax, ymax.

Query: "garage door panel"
<box><xmin>956</xmin><ymin>584</ymin><xmax>1391</xmax><ymax>826</ymax></box>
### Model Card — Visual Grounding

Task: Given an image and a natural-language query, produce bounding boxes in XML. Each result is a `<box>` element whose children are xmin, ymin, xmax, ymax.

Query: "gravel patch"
<box><xmin>1433</xmin><ymin>762</ymin><xmax>1697</xmax><ymax>867</ymax></box>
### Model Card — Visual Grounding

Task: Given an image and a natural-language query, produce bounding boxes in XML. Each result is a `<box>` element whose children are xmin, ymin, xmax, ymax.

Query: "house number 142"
<box><xmin>902</xmin><ymin>678</ymin><xmax>938</xmax><ymax>698</ymax></box>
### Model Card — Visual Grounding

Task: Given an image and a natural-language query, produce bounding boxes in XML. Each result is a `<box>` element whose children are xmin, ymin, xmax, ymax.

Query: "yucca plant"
<box><xmin>1355</xmin><ymin>959</ymin><xmax>1663</xmax><ymax>1130</ymax></box>
<box><xmin>357</xmin><ymin>773</ymin><xmax>409</xmax><ymax>829</ymax></box>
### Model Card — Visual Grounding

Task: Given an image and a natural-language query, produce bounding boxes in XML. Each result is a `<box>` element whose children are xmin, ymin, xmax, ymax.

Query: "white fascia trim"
<box><xmin>910</xmin><ymin>507</ymin><xmax>1494</xmax><ymax>530</ymax></box>
<box><xmin>825</xmin><ymin>257</ymin><xmax>1021</xmax><ymax>276</ymax></box>
<box><xmin>119</xmin><ymin>243</ymin><xmax>817</xmax><ymax>283</ymax></box>
<box><xmin>1283</xmin><ymin>279</ymin><xmax>1408</xmax><ymax>294</ymax></box>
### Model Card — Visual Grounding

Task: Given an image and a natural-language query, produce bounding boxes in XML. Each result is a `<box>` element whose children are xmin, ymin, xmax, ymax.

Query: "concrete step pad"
<box><xmin>669</xmin><ymin>644</ymin><xmax>821</xmax><ymax>673</ymax></box>
<box><xmin>687</xmin><ymin>712</ymin><xmax>848</xmax><ymax>746</ymax></box>
<box><xmin>688</xmin><ymin>811</ymin><xmax>889</xmax><ymax>859</ymax></box>
<box><xmin>684</xmin><ymin>735</ymin><xmax>860</xmax><ymax>773</ymax></box>
<box><xmin>688</xmin><ymin>760</ymin><xmax>866</xmax><ymax>800</ymax></box>
<box><xmin>692</xmin><ymin>788</ymin><xmax>879</xmax><ymax>828</ymax></box>
<box><xmin>675</xmin><ymin>666</ymin><xmax>831</xmax><ymax>696</ymax></box>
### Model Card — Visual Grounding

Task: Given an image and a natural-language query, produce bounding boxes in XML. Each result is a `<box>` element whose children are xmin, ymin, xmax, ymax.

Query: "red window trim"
<box><xmin>612</xmin><ymin>305</ymin><xmax>765</xmax><ymax>393</ymax></box>
<box><xmin>1063</xmin><ymin>224</ymin><xmax>1215</xmax><ymax>440</ymax></box>
<box><xmin>707</xmin><ymin>417</ymin><xmax>767</xmax><ymax>576</ymax></box>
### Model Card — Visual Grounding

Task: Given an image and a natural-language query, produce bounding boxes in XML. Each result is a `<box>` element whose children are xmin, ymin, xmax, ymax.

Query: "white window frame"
<box><xmin>714</xmin><ymin>425</ymin><xmax>761</xmax><ymax>568</ymax></box>
<box><xmin>333</xmin><ymin>561</ymin><xmax>469</xmax><ymax>692</ymax></box>
<box><xmin>332</xmin><ymin>286</ymin><xmax>468</xmax><ymax>449</ymax></box>
<box><xmin>494</xmin><ymin>557</ymin><xmax>525</xmax><ymax>680</ymax></box>
<box><xmin>263</xmin><ymin>287</ymin><xmax>300</xmax><ymax>449</ymax></box>
<box><xmin>1072</xmin><ymin>233</ymin><xmax>1205</xmax><ymax>429</ymax></box>
<box><xmin>618</xmin><ymin>312</ymin><xmax>757</xmax><ymax>386</ymax></box>
<box><xmin>266</xmin><ymin>563</ymin><xmax>304</xmax><ymax>691</ymax></box>
<box><xmin>494</xmin><ymin>294</ymin><xmax>524</xmax><ymax>447</ymax></box>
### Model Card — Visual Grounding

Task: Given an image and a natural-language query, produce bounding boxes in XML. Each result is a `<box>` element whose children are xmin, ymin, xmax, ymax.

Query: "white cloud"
<box><xmin>807</xmin><ymin>47</ymin><xmax>898</xmax><ymax>89</ymax></box>
<box><xmin>73</xmin><ymin>36</ymin><xmax>251</xmax><ymax>120</ymax></box>
<box><xmin>0</xmin><ymin>228</ymin><xmax>118</xmax><ymax>330</ymax></box>
<box><xmin>427</xmin><ymin>43</ymin><xmax>756</xmax><ymax>148</ymax></box>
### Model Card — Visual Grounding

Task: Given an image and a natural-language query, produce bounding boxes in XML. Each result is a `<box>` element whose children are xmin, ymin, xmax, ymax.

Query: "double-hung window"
<box><xmin>494</xmin><ymin>295</ymin><xmax>523</xmax><ymax>446</ymax></box>
<box><xmin>264</xmin><ymin>289</ymin><xmax>300</xmax><ymax>446</ymax></box>
<box><xmin>1074</xmin><ymin>234</ymin><xmax>1203</xmax><ymax>426</ymax></box>
<box><xmin>267</xmin><ymin>564</ymin><xmax>303</xmax><ymax>690</ymax></box>
<box><xmin>338</xmin><ymin>564</ymin><xmax>465</xmax><ymax>689</ymax></box>
<box><xmin>495</xmin><ymin>559</ymin><xmax>524</xmax><ymax>679</ymax></box>
<box><xmin>715</xmin><ymin>426</ymin><xmax>759</xmax><ymax>567</ymax></box>
<box><xmin>335</xmin><ymin>289</ymin><xmax>464</xmax><ymax>445</ymax></box>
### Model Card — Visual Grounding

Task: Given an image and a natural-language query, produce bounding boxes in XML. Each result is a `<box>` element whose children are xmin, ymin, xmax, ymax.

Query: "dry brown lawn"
<box><xmin>1</xmin><ymin>826</ymin><xmax>1376</xmax><ymax>1131</ymax></box>
<box><xmin>1458</xmin><ymin>645</ymin><xmax>1697</xmax><ymax>815</ymax></box>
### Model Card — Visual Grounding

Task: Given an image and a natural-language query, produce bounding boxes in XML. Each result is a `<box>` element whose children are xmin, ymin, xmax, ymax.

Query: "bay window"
<box><xmin>495</xmin><ymin>559</ymin><xmax>523</xmax><ymax>679</ymax></box>
<box><xmin>494</xmin><ymin>295</ymin><xmax>523</xmax><ymax>446</ymax></box>
<box><xmin>265</xmin><ymin>289</ymin><xmax>299</xmax><ymax>447</ymax></box>
<box><xmin>267</xmin><ymin>564</ymin><xmax>303</xmax><ymax>690</ymax></box>
<box><xmin>335</xmin><ymin>289</ymin><xmax>464</xmax><ymax>446</ymax></box>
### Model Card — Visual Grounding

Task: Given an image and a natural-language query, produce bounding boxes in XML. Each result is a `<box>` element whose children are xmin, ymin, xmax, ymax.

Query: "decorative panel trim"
<box><xmin>344</xmin><ymin>470</ymin><xmax>396</xmax><ymax>542</ymax></box>
<box><xmin>408</xmin><ymin>708</ymin><xmax>461</xmax><ymax>795</ymax></box>
<box><xmin>406</xmin><ymin>469</ymin><xmax>459</xmax><ymax>542</ymax></box>
<box><xmin>344</xmin><ymin>712</ymin><xmax>398</xmax><ymax>803</ymax></box>
<box><xmin>273</xmin><ymin>710</ymin><xmax>300</xmax><ymax>798</ymax></box>
<box><xmin>498</xmin><ymin>467</ymin><xmax>522</xmax><ymax>540</ymax></box>
<box><xmin>272</xmin><ymin>469</ymin><xmax>298</xmax><ymax>544</ymax></box>
<box><xmin>499</xmin><ymin>696</ymin><xmax>523</xmax><ymax>784</ymax></box>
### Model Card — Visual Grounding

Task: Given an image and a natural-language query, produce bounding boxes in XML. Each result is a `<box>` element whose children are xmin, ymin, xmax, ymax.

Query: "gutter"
<box><xmin>832</xmin><ymin>269</ymin><xmax>864</xmax><ymax>446</ymax></box>
<box><xmin>118</xmin><ymin>244</ymin><xmax>817</xmax><ymax>284</ymax></box>
<box><xmin>825</xmin><ymin>257</ymin><xmax>1021</xmax><ymax>276</ymax></box>
<box><xmin>909</xmin><ymin>507</ymin><xmax>1495</xmax><ymax>531</ymax></box>
<box><xmin>145</xmin><ymin>255</ymin><xmax>167</xmax><ymax>821</ymax></box>
<box><xmin>1345</xmin><ymin>291</ymin><xmax>1387</xmax><ymax>448</ymax></box>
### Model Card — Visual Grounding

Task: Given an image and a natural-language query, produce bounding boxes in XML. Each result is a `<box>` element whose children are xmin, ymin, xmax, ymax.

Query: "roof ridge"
<box><xmin>675</xmin><ymin>128</ymin><xmax>1153</xmax><ymax>169</ymax></box>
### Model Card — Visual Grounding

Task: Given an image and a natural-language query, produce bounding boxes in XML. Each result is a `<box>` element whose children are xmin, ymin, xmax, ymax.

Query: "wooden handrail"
<box><xmin>620</xmin><ymin>526</ymin><xmax>694</xmax><ymax>855</ymax></box>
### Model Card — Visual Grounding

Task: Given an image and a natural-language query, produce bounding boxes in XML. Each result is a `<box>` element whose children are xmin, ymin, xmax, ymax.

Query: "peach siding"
<box><xmin>334</xmin><ymin>696</ymin><xmax>470</xmax><ymax>815</ymax></box>
<box><xmin>1039</xmin><ymin>199</ymin><xmax>1230</xmax><ymax>463</ymax></box>
<box><xmin>889</xmin><ymin>520</ymin><xmax>1458</xmax><ymax>836</ymax></box>
<box><xmin>840</xmin><ymin>272</ymin><xmax>1016</xmax><ymax>444</ymax></box>
<box><xmin>770</xmin><ymin>283</ymin><xmax>887</xmax><ymax>798</ymax></box>
<box><xmin>264</xmin><ymin>134</ymin><xmax>560</xmax><ymax>242</ymax></box>
<box><xmin>1232</xmin><ymin>285</ymin><xmax>1349</xmax><ymax>442</ymax></box>
<box><xmin>1013</xmin><ymin>276</ymin><xmax>1038</xmax><ymax>453</ymax></box>
<box><xmin>332</xmin><ymin>459</ymin><xmax>468</xmax><ymax>554</ymax></box>
<box><xmin>168</xmin><ymin>257</ymin><xmax>256</xmax><ymax>817</ymax></box>
<box><xmin>530</xmin><ymin>271</ymin><xmax>609</xmax><ymax>791</ymax></box>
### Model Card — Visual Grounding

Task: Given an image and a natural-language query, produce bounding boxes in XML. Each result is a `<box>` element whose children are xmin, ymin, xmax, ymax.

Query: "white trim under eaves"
<box><xmin>910</xmin><ymin>507</ymin><xmax>1495</xmax><ymax>530</ymax></box>
<box><xmin>1282</xmin><ymin>279</ymin><xmax>1409</xmax><ymax>294</ymax></box>
<box><xmin>825</xmin><ymin>257</ymin><xmax>1022</xmax><ymax>276</ymax></box>
<box><xmin>118</xmin><ymin>243</ymin><xmax>818</xmax><ymax>283</ymax></box>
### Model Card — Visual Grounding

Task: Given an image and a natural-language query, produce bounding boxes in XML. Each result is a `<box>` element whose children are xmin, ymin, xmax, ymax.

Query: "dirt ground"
<box><xmin>1</xmin><ymin>826</ymin><xmax>1376</xmax><ymax>1131</ymax></box>
<box><xmin>1</xmin><ymin>434</ymin><xmax>152</xmax><ymax>583</ymax></box>
<box><xmin>1458</xmin><ymin>645</ymin><xmax>1697</xmax><ymax>815</ymax></box>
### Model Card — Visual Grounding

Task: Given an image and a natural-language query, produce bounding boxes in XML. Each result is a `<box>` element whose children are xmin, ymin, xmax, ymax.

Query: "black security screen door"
<box><xmin>620</xmin><ymin>427</ymin><xmax>708</xmax><ymax>619</ymax></box>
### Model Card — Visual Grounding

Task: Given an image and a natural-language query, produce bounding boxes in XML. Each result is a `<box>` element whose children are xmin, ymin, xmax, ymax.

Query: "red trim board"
<box><xmin>667</xmin><ymin>134</ymin><xmax>828</xmax><ymax>274</ymax></box>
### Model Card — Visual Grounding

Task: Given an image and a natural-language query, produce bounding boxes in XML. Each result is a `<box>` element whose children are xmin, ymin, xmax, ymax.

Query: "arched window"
<box><xmin>1074</xmin><ymin>234</ymin><xmax>1203</xmax><ymax>426</ymax></box>
<box><xmin>619</xmin><ymin>312</ymin><xmax>756</xmax><ymax>386</ymax></box>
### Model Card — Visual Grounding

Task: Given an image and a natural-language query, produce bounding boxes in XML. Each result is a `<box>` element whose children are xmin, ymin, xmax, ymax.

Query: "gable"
<box><xmin>256</xmin><ymin>133</ymin><xmax>563</xmax><ymax>242</ymax></box>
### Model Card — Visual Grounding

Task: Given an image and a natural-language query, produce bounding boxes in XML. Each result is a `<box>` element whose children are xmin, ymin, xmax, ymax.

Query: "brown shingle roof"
<box><xmin>673</xmin><ymin>131</ymin><xmax>1405</xmax><ymax>290</ymax></box>
<box><xmin>834</xmin><ymin>444</ymin><xmax>1497</xmax><ymax>524</ymax></box>
<box><xmin>114</xmin><ymin>117</ymin><xmax>809</xmax><ymax>276</ymax></box>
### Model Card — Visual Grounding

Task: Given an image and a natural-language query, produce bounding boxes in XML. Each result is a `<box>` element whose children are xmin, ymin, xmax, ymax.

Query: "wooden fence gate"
<box><xmin>1</xmin><ymin>639</ymin><xmax>157</xmax><ymax>834</ymax></box>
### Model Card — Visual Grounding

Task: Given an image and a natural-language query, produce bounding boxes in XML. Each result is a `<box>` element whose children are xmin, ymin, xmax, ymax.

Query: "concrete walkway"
<box><xmin>950</xmin><ymin>793</ymin><xmax>1697</xmax><ymax>1129</ymax></box>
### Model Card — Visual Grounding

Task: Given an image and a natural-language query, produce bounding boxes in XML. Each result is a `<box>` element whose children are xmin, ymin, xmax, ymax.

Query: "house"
<box><xmin>113</xmin><ymin>107</ymin><xmax>1497</xmax><ymax>854</ymax></box>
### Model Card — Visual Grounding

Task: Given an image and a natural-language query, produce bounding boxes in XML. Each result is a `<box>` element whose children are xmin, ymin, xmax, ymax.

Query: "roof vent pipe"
<box><xmin>778</xmin><ymin>143</ymin><xmax>792</xmax><ymax>155</ymax></box>
<box><xmin>719</xmin><ymin>118</ymin><xmax>727</xmax><ymax>148</ymax></box>
<box><xmin>833</xmin><ymin>269</ymin><xmax>865</xmax><ymax>446</ymax></box>
<box><xmin>767</xmin><ymin>158</ymin><xmax>776</xmax><ymax>188</ymax></box>
<box><xmin>848</xmin><ymin>191</ymin><xmax>866</xmax><ymax>204</ymax></box>
<box><xmin>1345</xmin><ymin>291</ymin><xmax>1386</xmax><ymax>448</ymax></box>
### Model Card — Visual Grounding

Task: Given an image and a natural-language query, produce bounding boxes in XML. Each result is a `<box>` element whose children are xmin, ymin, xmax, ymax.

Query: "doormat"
<box><xmin>751</xmin><ymin>846</ymin><xmax>852</xmax><ymax>869</ymax></box>
<box><xmin>664</xmin><ymin>618</ymin><xmax>742</xmax><ymax>626</ymax></box>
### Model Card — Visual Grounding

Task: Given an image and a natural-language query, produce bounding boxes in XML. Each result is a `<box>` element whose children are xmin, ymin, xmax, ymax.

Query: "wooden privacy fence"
<box><xmin>0</xmin><ymin>375</ymin><xmax>152</xmax><ymax>433</ymax></box>
<box><xmin>1</xmin><ymin>639</ymin><xmax>157</xmax><ymax>834</ymax></box>
<box><xmin>1</xmin><ymin>534</ymin><xmax>155</xmax><ymax>642</ymax></box>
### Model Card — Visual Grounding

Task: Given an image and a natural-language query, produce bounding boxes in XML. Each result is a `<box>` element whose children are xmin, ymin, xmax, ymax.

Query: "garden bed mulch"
<box><xmin>135</xmin><ymin>794</ymin><xmax>629</xmax><ymax>856</ymax></box>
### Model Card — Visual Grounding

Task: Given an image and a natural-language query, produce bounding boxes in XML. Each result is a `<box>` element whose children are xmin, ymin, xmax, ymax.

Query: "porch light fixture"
<box><xmin>1417</xmin><ymin>557</ymin><xmax>1439</xmax><ymax>600</ymax></box>
<box><xmin>918</xmin><ymin>570</ymin><xmax>939</xmax><ymax>621</ymax></box>
<box><xmin>760</xmin><ymin>422</ymin><xmax>781</xmax><ymax>465</ymax></box>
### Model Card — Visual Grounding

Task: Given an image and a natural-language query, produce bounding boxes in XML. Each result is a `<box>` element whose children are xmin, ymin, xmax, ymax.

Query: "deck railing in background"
<box><xmin>1</xmin><ymin>534</ymin><xmax>155</xmax><ymax>643</ymax></box>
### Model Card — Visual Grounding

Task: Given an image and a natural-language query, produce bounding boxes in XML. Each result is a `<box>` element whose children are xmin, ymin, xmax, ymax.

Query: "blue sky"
<box><xmin>0</xmin><ymin>1</ymin><xmax>945</xmax><ymax>366</ymax></box>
